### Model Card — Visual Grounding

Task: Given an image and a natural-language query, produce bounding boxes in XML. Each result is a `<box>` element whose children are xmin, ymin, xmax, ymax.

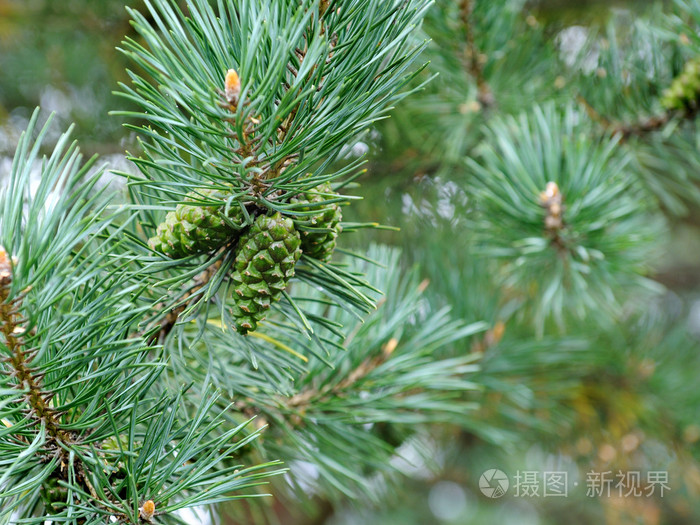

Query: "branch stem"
<box><xmin>0</xmin><ymin>249</ymin><xmax>68</xmax><ymax>444</ymax></box>
<box><xmin>459</xmin><ymin>0</ymin><xmax>494</xmax><ymax>107</ymax></box>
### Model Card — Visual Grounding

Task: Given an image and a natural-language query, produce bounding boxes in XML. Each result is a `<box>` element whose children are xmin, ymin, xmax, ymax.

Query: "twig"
<box><xmin>471</xmin><ymin>320</ymin><xmax>505</xmax><ymax>354</ymax></box>
<box><xmin>459</xmin><ymin>0</ymin><xmax>494</xmax><ymax>108</ymax></box>
<box><xmin>286</xmin><ymin>337</ymin><xmax>399</xmax><ymax>413</ymax></box>
<box><xmin>577</xmin><ymin>94</ymin><xmax>685</xmax><ymax>140</ymax></box>
<box><xmin>229</xmin><ymin>337</ymin><xmax>400</xmax><ymax>428</ymax></box>
<box><xmin>0</xmin><ymin>248</ymin><xmax>69</xmax><ymax>445</ymax></box>
<box><xmin>612</xmin><ymin>113</ymin><xmax>673</xmax><ymax>139</ymax></box>
<box><xmin>0</xmin><ymin>247</ymin><xmax>131</xmax><ymax>518</ymax></box>
<box><xmin>577</xmin><ymin>94</ymin><xmax>614</xmax><ymax>130</ymax></box>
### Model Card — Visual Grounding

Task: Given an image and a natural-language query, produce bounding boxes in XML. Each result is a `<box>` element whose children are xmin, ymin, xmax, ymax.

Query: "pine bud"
<box><xmin>0</xmin><ymin>246</ymin><xmax>17</xmax><ymax>301</ymax></box>
<box><xmin>140</xmin><ymin>500</ymin><xmax>156</xmax><ymax>521</ymax></box>
<box><xmin>0</xmin><ymin>246</ymin><xmax>11</xmax><ymax>290</ymax></box>
<box><xmin>539</xmin><ymin>181</ymin><xmax>564</xmax><ymax>232</ymax></box>
<box><xmin>225</xmin><ymin>68</ymin><xmax>241</xmax><ymax>107</ymax></box>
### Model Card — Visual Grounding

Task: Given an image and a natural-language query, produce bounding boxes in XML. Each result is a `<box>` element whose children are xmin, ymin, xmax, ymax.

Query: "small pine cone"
<box><xmin>661</xmin><ymin>58</ymin><xmax>700</xmax><ymax>111</ymax></box>
<box><xmin>148</xmin><ymin>187</ymin><xmax>243</xmax><ymax>258</ymax></box>
<box><xmin>290</xmin><ymin>182</ymin><xmax>343</xmax><ymax>262</ymax></box>
<box><xmin>230</xmin><ymin>213</ymin><xmax>301</xmax><ymax>334</ymax></box>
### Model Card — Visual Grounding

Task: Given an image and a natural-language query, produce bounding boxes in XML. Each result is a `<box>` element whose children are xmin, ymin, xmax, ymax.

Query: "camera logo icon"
<box><xmin>479</xmin><ymin>469</ymin><xmax>509</xmax><ymax>498</ymax></box>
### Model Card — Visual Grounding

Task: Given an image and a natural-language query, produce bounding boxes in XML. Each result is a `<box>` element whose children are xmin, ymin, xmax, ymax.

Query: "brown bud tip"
<box><xmin>417</xmin><ymin>278</ymin><xmax>430</xmax><ymax>293</ymax></box>
<box><xmin>225</xmin><ymin>68</ymin><xmax>241</xmax><ymax>105</ymax></box>
<box><xmin>0</xmin><ymin>246</ymin><xmax>12</xmax><ymax>289</ymax></box>
<box><xmin>493</xmin><ymin>320</ymin><xmax>506</xmax><ymax>341</ymax></box>
<box><xmin>545</xmin><ymin>215</ymin><xmax>563</xmax><ymax>230</ymax></box>
<box><xmin>539</xmin><ymin>181</ymin><xmax>560</xmax><ymax>203</ymax></box>
<box><xmin>383</xmin><ymin>337</ymin><xmax>398</xmax><ymax>356</ymax></box>
<box><xmin>140</xmin><ymin>500</ymin><xmax>155</xmax><ymax>521</ymax></box>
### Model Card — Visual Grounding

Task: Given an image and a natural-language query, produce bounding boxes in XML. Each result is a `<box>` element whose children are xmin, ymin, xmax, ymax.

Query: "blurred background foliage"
<box><xmin>3</xmin><ymin>0</ymin><xmax>700</xmax><ymax>524</ymax></box>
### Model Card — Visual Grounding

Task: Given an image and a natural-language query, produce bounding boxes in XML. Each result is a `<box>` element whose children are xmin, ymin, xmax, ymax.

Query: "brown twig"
<box><xmin>0</xmin><ymin>247</ymin><xmax>69</xmax><ymax>446</ymax></box>
<box><xmin>459</xmin><ymin>0</ymin><xmax>494</xmax><ymax>108</ymax></box>
<box><xmin>610</xmin><ymin>112</ymin><xmax>674</xmax><ymax>139</ymax></box>
<box><xmin>576</xmin><ymin>94</ymin><xmax>688</xmax><ymax>140</ymax></box>
<box><xmin>229</xmin><ymin>335</ymin><xmax>403</xmax><ymax>429</ymax></box>
<box><xmin>0</xmin><ymin>247</ymin><xmax>133</xmax><ymax>518</ymax></box>
<box><xmin>576</xmin><ymin>94</ymin><xmax>614</xmax><ymax>130</ymax></box>
<box><xmin>286</xmin><ymin>337</ymin><xmax>399</xmax><ymax>415</ymax></box>
<box><xmin>471</xmin><ymin>320</ymin><xmax>505</xmax><ymax>354</ymax></box>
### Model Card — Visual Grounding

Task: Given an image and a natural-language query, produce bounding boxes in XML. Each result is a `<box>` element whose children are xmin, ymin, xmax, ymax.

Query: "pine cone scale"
<box><xmin>230</xmin><ymin>213</ymin><xmax>302</xmax><ymax>334</ymax></box>
<box><xmin>148</xmin><ymin>187</ymin><xmax>244</xmax><ymax>258</ymax></box>
<box><xmin>291</xmin><ymin>182</ymin><xmax>343</xmax><ymax>262</ymax></box>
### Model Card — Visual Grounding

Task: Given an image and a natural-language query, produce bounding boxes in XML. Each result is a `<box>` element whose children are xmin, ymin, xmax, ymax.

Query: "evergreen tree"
<box><xmin>1</xmin><ymin>0</ymin><xmax>700</xmax><ymax>524</ymax></box>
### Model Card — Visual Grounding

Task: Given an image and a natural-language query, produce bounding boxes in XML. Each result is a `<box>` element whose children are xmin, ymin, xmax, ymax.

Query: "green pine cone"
<box><xmin>661</xmin><ymin>57</ymin><xmax>700</xmax><ymax>111</ymax></box>
<box><xmin>290</xmin><ymin>182</ymin><xmax>343</xmax><ymax>262</ymax></box>
<box><xmin>148</xmin><ymin>187</ymin><xmax>244</xmax><ymax>258</ymax></box>
<box><xmin>230</xmin><ymin>212</ymin><xmax>302</xmax><ymax>334</ymax></box>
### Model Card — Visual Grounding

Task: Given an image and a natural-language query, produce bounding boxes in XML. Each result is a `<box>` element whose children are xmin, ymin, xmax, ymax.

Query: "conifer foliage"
<box><xmin>0</xmin><ymin>1</ymin><xmax>489</xmax><ymax>523</ymax></box>
<box><xmin>358</xmin><ymin>0</ymin><xmax>700</xmax><ymax>522</ymax></box>
<box><xmin>4</xmin><ymin>0</ymin><xmax>700</xmax><ymax>523</ymax></box>
<box><xmin>114</xmin><ymin>0</ymin><xmax>432</xmax><ymax>336</ymax></box>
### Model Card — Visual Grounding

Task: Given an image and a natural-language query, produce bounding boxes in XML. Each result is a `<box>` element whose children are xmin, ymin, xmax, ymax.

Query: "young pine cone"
<box><xmin>661</xmin><ymin>57</ymin><xmax>700</xmax><ymax>111</ymax></box>
<box><xmin>290</xmin><ymin>182</ymin><xmax>343</xmax><ymax>262</ymax></box>
<box><xmin>230</xmin><ymin>212</ymin><xmax>302</xmax><ymax>334</ymax></box>
<box><xmin>148</xmin><ymin>187</ymin><xmax>244</xmax><ymax>258</ymax></box>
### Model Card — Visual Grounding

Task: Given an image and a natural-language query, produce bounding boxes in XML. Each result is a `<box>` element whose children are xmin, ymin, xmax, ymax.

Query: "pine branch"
<box><xmin>566</xmin><ymin>8</ymin><xmax>700</xmax><ymax>216</ymax></box>
<box><xmin>109</xmin><ymin>0</ymin><xmax>432</xmax><ymax>347</ymax></box>
<box><xmin>0</xmin><ymin>110</ymin><xmax>283</xmax><ymax>523</ymax></box>
<box><xmin>0</xmin><ymin>255</ymin><xmax>67</xmax><ymax>445</ymax></box>
<box><xmin>468</xmin><ymin>103</ymin><xmax>665</xmax><ymax>333</ymax></box>
<box><xmin>165</xmin><ymin>246</ymin><xmax>487</xmax><ymax>506</ymax></box>
<box><xmin>285</xmin><ymin>334</ymin><xmax>399</xmax><ymax>415</ymax></box>
<box><xmin>372</xmin><ymin>0</ymin><xmax>565</xmax><ymax>169</ymax></box>
<box><xmin>576</xmin><ymin>94</ymin><xmax>673</xmax><ymax>139</ymax></box>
